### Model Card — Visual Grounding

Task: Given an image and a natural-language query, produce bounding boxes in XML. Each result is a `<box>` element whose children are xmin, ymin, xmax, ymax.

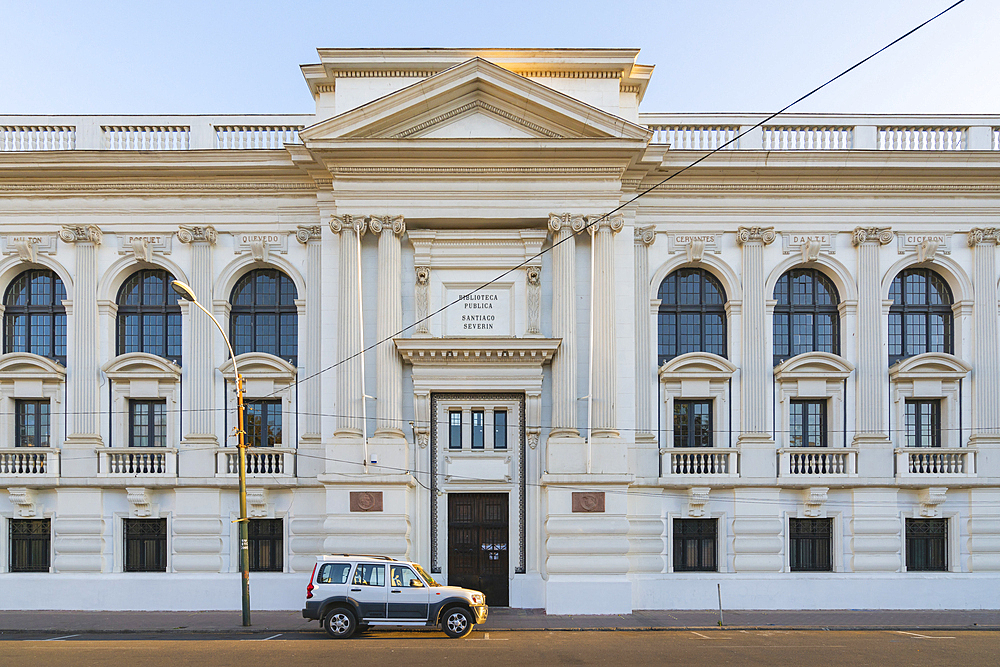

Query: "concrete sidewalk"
<box><xmin>0</xmin><ymin>609</ymin><xmax>998</xmax><ymax>634</ymax></box>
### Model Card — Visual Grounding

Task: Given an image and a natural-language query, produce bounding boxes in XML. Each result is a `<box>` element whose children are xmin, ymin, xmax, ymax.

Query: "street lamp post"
<box><xmin>170</xmin><ymin>280</ymin><xmax>251</xmax><ymax>627</ymax></box>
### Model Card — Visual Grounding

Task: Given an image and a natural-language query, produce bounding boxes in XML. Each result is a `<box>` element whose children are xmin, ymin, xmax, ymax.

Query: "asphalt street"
<box><xmin>1</xmin><ymin>630</ymin><xmax>997</xmax><ymax>667</ymax></box>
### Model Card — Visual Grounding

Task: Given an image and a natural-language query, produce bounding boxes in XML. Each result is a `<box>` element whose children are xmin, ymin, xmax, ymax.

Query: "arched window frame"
<box><xmin>657</xmin><ymin>268</ymin><xmax>727</xmax><ymax>365</ymax></box>
<box><xmin>888</xmin><ymin>268</ymin><xmax>954</xmax><ymax>366</ymax></box>
<box><xmin>3</xmin><ymin>269</ymin><xmax>67</xmax><ymax>366</ymax></box>
<box><xmin>229</xmin><ymin>269</ymin><xmax>298</xmax><ymax>366</ymax></box>
<box><xmin>772</xmin><ymin>268</ymin><xmax>841</xmax><ymax>366</ymax></box>
<box><xmin>116</xmin><ymin>269</ymin><xmax>182</xmax><ymax>364</ymax></box>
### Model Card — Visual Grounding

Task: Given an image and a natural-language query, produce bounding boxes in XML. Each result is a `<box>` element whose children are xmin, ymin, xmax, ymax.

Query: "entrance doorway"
<box><xmin>448</xmin><ymin>493</ymin><xmax>509</xmax><ymax>606</ymax></box>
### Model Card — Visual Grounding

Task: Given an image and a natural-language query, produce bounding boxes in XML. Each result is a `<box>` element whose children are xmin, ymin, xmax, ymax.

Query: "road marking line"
<box><xmin>261</xmin><ymin>634</ymin><xmax>282</xmax><ymax>641</ymax></box>
<box><xmin>43</xmin><ymin>635</ymin><xmax>80</xmax><ymax>641</ymax></box>
<box><xmin>691</xmin><ymin>632</ymin><xmax>711</xmax><ymax>639</ymax></box>
<box><xmin>895</xmin><ymin>631</ymin><xmax>955</xmax><ymax>639</ymax></box>
<box><xmin>484</xmin><ymin>632</ymin><xmax>489</xmax><ymax>639</ymax></box>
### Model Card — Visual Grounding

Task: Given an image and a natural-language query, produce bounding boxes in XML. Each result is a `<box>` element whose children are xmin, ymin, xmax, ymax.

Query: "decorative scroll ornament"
<box><xmin>176</xmin><ymin>225</ymin><xmax>218</xmax><ymax>245</ymax></box>
<box><xmin>852</xmin><ymin>226</ymin><xmax>893</xmax><ymax>246</ymax></box>
<box><xmin>526</xmin><ymin>433</ymin><xmax>539</xmax><ymax>450</ymax></box>
<box><xmin>526</xmin><ymin>266</ymin><xmax>542</xmax><ymax>336</ymax></box>
<box><xmin>687</xmin><ymin>239</ymin><xmax>707</xmax><ymax>263</ymax></box>
<box><xmin>919</xmin><ymin>487</ymin><xmax>947</xmax><ymax>518</ymax></box>
<box><xmin>916</xmin><ymin>239</ymin><xmax>939</xmax><ymax>262</ymax></box>
<box><xmin>416</xmin><ymin>432</ymin><xmax>429</xmax><ymax>449</ymax></box>
<box><xmin>968</xmin><ymin>227</ymin><xmax>1000</xmax><ymax>247</ymax></box>
<box><xmin>59</xmin><ymin>225</ymin><xmax>103</xmax><ymax>245</ymax></box>
<box><xmin>7</xmin><ymin>487</ymin><xmax>36</xmax><ymax>517</ymax></box>
<box><xmin>126</xmin><ymin>487</ymin><xmax>151</xmax><ymax>517</ymax></box>
<box><xmin>130</xmin><ymin>238</ymin><xmax>152</xmax><ymax>262</ymax></box>
<box><xmin>736</xmin><ymin>226</ymin><xmax>776</xmax><ymax>245</ymax></box>
<box><xmin>634</xmin><ymin>225</ymin><xmax>656</xmax><ymax>246</ymax></box>
<box><xmin>803</xmin><ymin>486</ymin><xmax>829</xmax><ymax>518</ymax></box>
<box><xmin>246</xmin><ymin>488</ymin><xmax>268</xmax><ymax>517</ymax></box>
<box><xmin>687</xmin><ymin>487</ymin><xmax>710</xmax><ymax>517</ymax></box>
<box><xmin>547</xmin><ymin>213</ymin><xmax>586</xmax><ymax>234</ymax></box>
<box><xmin>330</xmin><ymin>214</ymin><xmax>367</xmax><ymax>236</ymax></box>
<box><xmin>587</xmin><ymin>213</ymin><xmax>625</xmax><ymax>235</ymax></box>
<box><xmin>14</xmin><ymin>239</ymin><xmax>36</xmax><ymax>263</ymax></box>
<box><xmin>415</xmin><ymin>267</ymin><xmax>431</xmax><ymax>335</ymax></box>
<box><xmin>368</xmin><ymin>215</ymin><xmax>405</xmax><ymax>236</ymax></box>
<box><xmin>801</xmin><ymin>238</ymin><xmax>823</xmax><ymax>262</ymax></box>
<box><xmin>295</xmin><ymin>225</ymin><xmax>322</xmax><ymax>244</ymax></box>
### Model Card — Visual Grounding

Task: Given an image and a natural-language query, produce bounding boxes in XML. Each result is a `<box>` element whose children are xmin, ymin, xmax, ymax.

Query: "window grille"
<box><xmin>906</xmin><ymin>518</ymin><xmax>947</xmax><ymax>571</ymax></box>
<box><xmin>673</xmin><ymin>519</ymin><xmax>717</xmax><ymax>572</ymax></box>
<box><xmin>248</xmin><ymin>518</ymin><xmax>283</xmax><ymax>572</ymax></box>
<box><xmin>124</xmin><ymin>518</ymin><xmax>167</xmax><ymax>572</ymax></box>
<box><xmin>789</xmin><ymin>518</ymin><xmax>832</xmax><ymax>571</ymax></box>
<box><xmin>9</xmin><ymin>519</ymin><xmax>51</xmax><ymax>572</ymax></box>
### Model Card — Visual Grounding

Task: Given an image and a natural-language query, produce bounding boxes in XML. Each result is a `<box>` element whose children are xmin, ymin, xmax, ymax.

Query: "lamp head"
<box><xmin>170</xmin><ymin>280</ymin><xmax>198</xmax><ymax>302</ymax></box>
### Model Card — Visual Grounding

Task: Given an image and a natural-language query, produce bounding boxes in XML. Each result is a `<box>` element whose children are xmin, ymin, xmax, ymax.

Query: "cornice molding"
<box><xmin>394</xmin><ymin>337</ymin><xmax>561</xmax><ymax>365</ymax></box>
<box><xmin>332</xmin><ymin>166</ymin><xmax>625</xmax><ymax>176</ymax></box>
<box><xmin>0</xmin><ymin>182</ymin><xmax>315</xmax><ymax>193</ymax></box>
<box><xmin>640</xmin><ymin>182</ymin><xmax>1000</xmax><ymax>194</ymax></box>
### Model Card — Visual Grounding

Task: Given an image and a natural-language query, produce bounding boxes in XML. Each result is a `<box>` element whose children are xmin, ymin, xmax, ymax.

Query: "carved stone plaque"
<box><xmin>571</xmin><ymin>492</ymin><xmax>605</xmax><ymax>513</ymax></box>
<box><xmin>350</xmin><ymin>491</ymin><xmax>383</xmax><ymax>512</ymax></box>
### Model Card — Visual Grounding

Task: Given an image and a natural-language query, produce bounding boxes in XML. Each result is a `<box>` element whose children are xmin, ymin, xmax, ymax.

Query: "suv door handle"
<box><xmin>350</xmin><ymin>588</ymin><xmax>361</xmax><ymax>592</ymax></box>
<box><xmin>391</xmin><ymin>589</ymin><xmax>401</xmax><ymax>593</ymax></box>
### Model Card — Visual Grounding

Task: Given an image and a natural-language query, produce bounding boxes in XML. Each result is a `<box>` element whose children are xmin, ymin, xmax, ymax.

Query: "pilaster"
<box><xmin>370</xmin><ymin>216</ymin><xmax>406</xmax><ymax>441</ymax></box>
<box><xmin>295</xmin><ymin>224</ymin><xmax>324</xmax><ymax>443</ymax></box>
<box><xmin>59</xmin><ymin>225</ymin><xmax>103</xmax><ymax>476</ymax></box>
<box><xmin>736</xmin><ymin>226</ymin><xmax>776</xmax><ymax>477</ymax></box>
<box><xmin>852</xmin><ymin>227</ymin><xmax>894</xmax><ymax>476</ymax></box>
<box><xmin>633</xmin><ymin>225</ymin><xmax>656</xmax><ymax>440</ymax></box>
<box><xmin>968</xmin><ymin>228</ymin><xmax>1000</xmax><ymax>475</ymax></box>
<box><xmin>330</xmin><ymin>215</ymin><xmax>367</xmax><ymax>443</ymax></box>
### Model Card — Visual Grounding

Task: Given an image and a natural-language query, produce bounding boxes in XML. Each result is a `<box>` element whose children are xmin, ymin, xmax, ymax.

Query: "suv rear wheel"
<box><xmin>441</xmin><ymin>606</ymin><xmax>474</xmax><ymax>639</ymax></box>
<box><xmin>323</xmin><ymin>607</ymin><xmax>356</xmax><ymax>639</ymax></box>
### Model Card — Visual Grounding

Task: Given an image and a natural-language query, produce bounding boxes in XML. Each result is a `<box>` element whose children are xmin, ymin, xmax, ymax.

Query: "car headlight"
<box><xmin>471</xmin><ymin>594</ymin><xmax>484</xmax><ymax>605</ymax></box>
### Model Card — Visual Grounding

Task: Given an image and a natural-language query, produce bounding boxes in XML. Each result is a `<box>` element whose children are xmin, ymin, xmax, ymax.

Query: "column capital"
<box><xmin>968</xmin><ymin>227</ymin><xmax>1000</xmax><ymax>247</ymax></box>
<box><xmin>59</xmin><ymin>224</ymin><xmax>103</xmax><ymax>245</ymax></box>
<box><xmin>330</xmin><ymin>214</ymin><xmax>367</xmax><ymax>236</ymax></box>
<box><xmin>736</xmin><ymin>226</ymin><xmax>776</xmax><ymax>246</ymax></box>
<box><xmin>368</xmin><ymin>215</ymin><xmax>405</xmax><ymax>236</ymax></box>
<box><xmin>176</xmin><ymin>225</ymin><xmax>218</xmax><ymax>245</ymax></box>
<box><xmin>634</xmin><ymin>225</ymin><xmax>656</xmax><ymax>246</ymax></box>
<box><xmin>852</xmin><ymin>226</ymin><xmax>893</xmax><ymax>246</ymax></box>
<box><xmin>548</xmin><ymin>213</ymin><xmax>586</xmax><ymax>234</ymax></box>
<box><xmin>586</xmin><ymin>213</ymin><xmax>624</xmax><ymax>235</ymax></box>
<box><xmin>295</xmin><ymin>225</ymin><xmax>323</xmax><ymax>244</ymax></box>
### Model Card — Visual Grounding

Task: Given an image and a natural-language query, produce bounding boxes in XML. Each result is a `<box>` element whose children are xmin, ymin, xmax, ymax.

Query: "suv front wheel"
<box><xmin>441</xmin><ymin>607</ymin><xmax>474</xmax><ymax>639</ymax></box>
<box><xmin>323</xmin><ymin>607</ymin><xmax>357</xmax><ymax>639</ymax></box>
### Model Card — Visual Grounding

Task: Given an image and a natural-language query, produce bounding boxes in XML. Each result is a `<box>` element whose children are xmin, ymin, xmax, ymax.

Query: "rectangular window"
<box><xmin>493</xmin><ymin>410</ymin><xmax>508</xmax><ymax>450</ymax></box>
<box><xmin>248</xmin><ymin>518</ymin><xmax>283</xmax><ymax>572</ymax></box>
<box><xmin>15</xmin><ymin>399</ymin><xmax>50</xmax><ymax>447</ymax></box>
<box><xmin>905</xmin><ymin>399</ymin><xmax>941</xmax><ymax>448</ymax></box>
<box><xmin>789</xmin><ymin>518</ymin><xmax>832</xmax><ymax>572</ymax></box>
<box><xmin>906</xmin><ymin>518</ymin><xmax>947</xmax><ymax>571</ymax></box>
<box><xmin>352</xmin><ymin>563</ymin><xmax>385</xmax><ymax>586</ymax></box>
<box><xmin>129</xmin><ymin>400</ymin><xmax>166</xmax><ymax>448</ymax></box>
<box><xmin>244</xmin><ymin>400</ymin><xmax>282</xmax><ymax>447</ymax></box>
<box><xmin>673</xmin><ymin>519</ymin><xmax>717</xmax><ymax>572</ymax></box>
<box><xmin>124</xmin><ymin>518</ymin><xmax>167</xmax><ymax>572</ymax></box>
<box><xmin>449</xmin><ymin>411</ymin><xmax>462</xmax><ymax>449</ymax></box>
<box><xmin>471</xmin><ymin>410</ymin><xmax>485</xmax><ymax>449</ymax></box>
<box><xmin>9</xmin><ymin>519</ymin><xmax>51</xmax><ymax>572</ymax></box>
<box><xmin>790</xmin><ymin>400</ymin><xmax>827</xmax><ymax>447</ymax></box>
<box><xmin>673</xmin><ymin>400</ymin><xmax>713</xmax><ymax>448</ymax></box>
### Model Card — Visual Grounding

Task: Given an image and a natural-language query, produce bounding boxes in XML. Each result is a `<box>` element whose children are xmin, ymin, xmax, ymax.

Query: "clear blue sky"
<box><xmin>1</xmin><ymin>0</ymin><xmax>995</xmax><ymax>115</ymax></box>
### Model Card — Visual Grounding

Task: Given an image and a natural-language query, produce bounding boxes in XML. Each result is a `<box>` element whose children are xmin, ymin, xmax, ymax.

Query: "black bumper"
<box><xmin>302</xmin><ymin>600</ymin><xmax>322</xmax><ymax>620</ymax></box>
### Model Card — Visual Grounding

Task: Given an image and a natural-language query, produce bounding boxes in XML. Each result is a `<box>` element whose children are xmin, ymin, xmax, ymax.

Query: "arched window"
<box><xmin>117</xmin><ymin>269</ymin><xmax>182</xmax><ymax>363</ymax></box>
<box><xmin>3</xmin><ymin>269</ymin><xmax>67</xmax><ymax>365</ymax></box>
<box><xmin>657</xmin><ymin>268</ymin><xmax>727</xmax><ymax>364</ymax></box>
<box><xmin>773</xmin><ymin>268</ymin><xmax>840</xmax><ymax>365</ymax></box>
<box><xmin>889</xmin><ymin>268</ymin><xmax>953</xmax><ymax>365</ymax></box>
<box><xmin>230</xmin><ymin>269</ymin><xmax>298</xmax><ymax>365</ymax></box>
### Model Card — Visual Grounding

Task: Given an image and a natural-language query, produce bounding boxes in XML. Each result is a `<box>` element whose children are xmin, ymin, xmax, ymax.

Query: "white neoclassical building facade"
<box><xmin>1</xmin><ymin>48</ymin><xmax>1000</xmax><ymax>613</ymax></box>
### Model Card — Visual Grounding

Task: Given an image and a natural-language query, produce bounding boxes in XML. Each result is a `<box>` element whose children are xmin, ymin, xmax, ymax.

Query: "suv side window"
<box><xmin>318</xmin><ymin>563</ymin><xmax>352</xmax><ymax>584</ymax></box>
<box><xmin>390</xmin><ymin>565</ymin><xmax>424</xmax><ymax>588</ymax></box>
<box><xmin>352</xmin><ymin>563</ymin><xmax>385</xmax><ymax>587</ymax></box>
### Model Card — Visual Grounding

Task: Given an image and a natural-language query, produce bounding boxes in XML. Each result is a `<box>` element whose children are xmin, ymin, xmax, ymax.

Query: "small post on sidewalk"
<box><xmin>717</xmin><ymin>583</ymin><xmax>724</xmax><ymax>627</ymax></box>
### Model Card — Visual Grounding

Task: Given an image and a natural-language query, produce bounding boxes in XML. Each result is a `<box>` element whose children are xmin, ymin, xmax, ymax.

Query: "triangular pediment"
<box><xmin>299</xmin><ymin>58</ymin><xmax>651</xmax><ymax>143</ymax></box>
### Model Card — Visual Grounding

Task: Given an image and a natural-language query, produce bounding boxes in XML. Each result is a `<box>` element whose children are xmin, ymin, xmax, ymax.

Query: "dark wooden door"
<box><xmin>448</xmin><ymin>493</ymin><xmax>509</xmax><ymax>606</ymax></box>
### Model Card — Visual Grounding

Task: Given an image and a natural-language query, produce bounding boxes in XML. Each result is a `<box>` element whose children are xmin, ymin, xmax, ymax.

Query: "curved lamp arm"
<box><xmin>170</xmin><ymin>280</ymin><xmax>240</xmax><ymax>379</ymax></box>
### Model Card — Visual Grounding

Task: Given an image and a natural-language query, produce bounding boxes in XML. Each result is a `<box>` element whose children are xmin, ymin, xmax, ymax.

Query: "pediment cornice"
<box><xmin>394</xmin><ymin>337</ymin><xmax>560</xmax><ymax>365</ymax></box>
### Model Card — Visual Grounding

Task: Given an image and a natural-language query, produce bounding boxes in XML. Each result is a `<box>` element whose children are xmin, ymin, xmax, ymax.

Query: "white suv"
<box><xmin>302</xmin><ymin>554</ymin><xmax>488</xmax><ymax>639</ymax></box>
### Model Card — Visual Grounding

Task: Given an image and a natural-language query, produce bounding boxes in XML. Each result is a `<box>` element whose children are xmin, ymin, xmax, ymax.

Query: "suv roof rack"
<box><xmin>325</xmin><ymin>554</ymin><xmax>399</xmax><ymax>561</ymax></box>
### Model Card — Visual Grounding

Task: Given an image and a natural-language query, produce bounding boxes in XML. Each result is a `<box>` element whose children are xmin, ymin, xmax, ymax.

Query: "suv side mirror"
<box><xmin>410</xmin><ymin>580</ymin><xmax>424</xmax><ymax>587</ymax></box>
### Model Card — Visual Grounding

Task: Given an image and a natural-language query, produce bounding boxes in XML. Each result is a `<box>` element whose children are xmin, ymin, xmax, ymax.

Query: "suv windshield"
<box><xmin>411</xmin><ymin>563</ymin><xmax>441</xmax><ymax>587</ymax></box>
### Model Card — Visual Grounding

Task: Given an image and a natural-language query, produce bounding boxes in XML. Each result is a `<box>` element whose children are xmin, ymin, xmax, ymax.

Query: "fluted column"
<box><xmin>737</xmin><ymin>226</ymin><xmax>776</xmax><ymax>436</ymax></box>
<box><xmin>590</xmin><ymin>214</ymin><xmax>624</xmax><ymax>438</ymax></box>
<box><xmin>60</xmin><ymin>225</ymin><xmax>102</xmax><ymax>445</ymax></box>
<box><xmin>634</xmin><ymin>226</ymin><xmax>656</xmax><ymax>438</ymax></box>
<box><xmin>331</xmin><ymin>215</ymin><xmax>366</xmax><ymax>436</ymax></box>
<box><xmin>371</xmin><ymin>215</ymin><xmax>405</xmax><ymax>438</ymax></box>
<box><xmin>969</xmin><ymin>228</ymin><xmax>1000</xmax><ymax>455</ymax></box>
<box><xmin>296</xmin><ymin>224</ymin><xmax>323</xmax><ymax>439</ymax></box>
<box><xmin>548</xmin><ymin>213</ymin><xmax>584</xmax><ymax>438</ymax></box>
<box><xmin>853</xmin><ymin>227</ymin><xmax>894</xmax><ymax>438</ymax></box>
<box><xmin>176</xmin><ymin>225</ymin><xmax>218</xmax><ymax>439</ymax></box>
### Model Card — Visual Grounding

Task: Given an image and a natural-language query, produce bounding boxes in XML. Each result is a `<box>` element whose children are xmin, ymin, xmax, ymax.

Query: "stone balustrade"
<box><xmin>896</xmin><ymin>448</ymin><xmax>976</xmax><ymax>477</ymax></box>
<box><xmin>98</xmin><ymin>449</ymin><xmax>176</xmax><ymax>476</ymax></box>
<box><xmin>218</xmin><ymin>447</ymin><xmax>294</xmax><ymax>477</ymax></box>
<box><xmin>778</xmin><ymin>448</ymin><xmax>858</xmax><ymax>477</ymax></box>
<box><xmin>0</xmin><ymin>448</ymin><xmax>59</xmax><ymax>476</ymax></box>
<box><xmin>660</xmin><ymin>448</ymin><xmax>738</xmax><ymax>477</ymax></box>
